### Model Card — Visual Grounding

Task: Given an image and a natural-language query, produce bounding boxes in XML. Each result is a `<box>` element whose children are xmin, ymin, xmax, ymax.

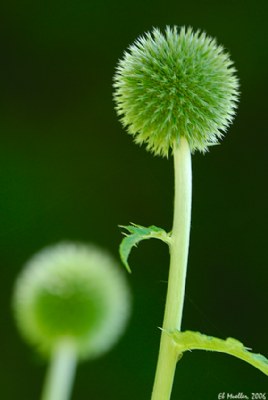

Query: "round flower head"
<box><xmin>13</xmin><ymin>242</ymin><xmax>130</xmax><ymax>360</ymax></box>
<box><xmin>114</xmin><ymin>26</ymin><xmax>239</xmax><ymax>156</ymax></box>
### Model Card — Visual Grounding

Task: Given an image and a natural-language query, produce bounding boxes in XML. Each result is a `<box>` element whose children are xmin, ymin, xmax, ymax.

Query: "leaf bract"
<box><xmin>170</xmin><ymin>330</ymin><xmax>268</xmax><ymax>376</ymax></box>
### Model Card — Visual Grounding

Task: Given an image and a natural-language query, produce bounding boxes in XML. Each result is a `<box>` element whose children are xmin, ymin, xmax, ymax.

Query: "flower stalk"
<box><xmin>41</xmin><ymin>340</ymin><xmax>77</xmax><ymax>400</ymax></box>
<box><xmin>151</xmin><ymin>137</ymin><xmax>192</xmax><ymax>400</ymax></box>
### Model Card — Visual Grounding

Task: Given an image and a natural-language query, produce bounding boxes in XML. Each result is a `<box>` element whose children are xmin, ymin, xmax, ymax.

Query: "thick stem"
<box><xmin>151</xmin><ymin>137</ymin><xmax>192</xmax><ymax>400</ymax></box>
<box><xmin>41</xmin><ymin>340</ymin><xmax>77</xmax><ymax>400</ymax></box>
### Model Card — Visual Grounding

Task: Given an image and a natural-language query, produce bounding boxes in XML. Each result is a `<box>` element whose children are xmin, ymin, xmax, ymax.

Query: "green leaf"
<box><xmin>170</xmin><ymin>330</ymin><xmax>268</xmax><ymax>376</ymax></box>
<box><xmin>119</xmin><ymin>223</ymin><xmax>171</xmax><ymax>272</ymax></box>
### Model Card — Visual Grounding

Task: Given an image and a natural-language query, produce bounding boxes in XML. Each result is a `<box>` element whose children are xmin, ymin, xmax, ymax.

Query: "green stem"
<box><xmin>41</xmin><ymin>340</ymin><xmax>77</xmax><ymax>400</ymax></box>
<box><xmin>151</xmin><ymin>137</ymin><xmax>192</xmax><ymax>400</ymax></box>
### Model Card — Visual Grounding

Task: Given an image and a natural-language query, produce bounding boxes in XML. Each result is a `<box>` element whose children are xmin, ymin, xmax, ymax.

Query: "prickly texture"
<box><xmin>13</xmin><ymin>242</ymin><xmax>130</xmax><ymax>360</ymax></box>
<box><xmin>114</xmin><ymin>26</ymin><xmax>239</xmax><ymax>156</ymax></box>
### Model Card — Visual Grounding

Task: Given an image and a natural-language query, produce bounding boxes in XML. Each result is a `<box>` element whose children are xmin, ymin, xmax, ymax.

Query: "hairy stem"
<box><xmin>151</xmin><ymin>137</ymin><xmax>192</xmax><ymax>400</ymax></box>
<box><xmin>41</xmin><ymin>340</ymin><xmax>77</xmax><ymax>400</ymax></box>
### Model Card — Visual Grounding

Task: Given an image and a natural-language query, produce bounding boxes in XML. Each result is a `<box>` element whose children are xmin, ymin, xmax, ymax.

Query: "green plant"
<box><xmin>13</xmin><ymin>242</ymin><xmax>130</xmax><ymax>400</ymax></box>
<box><xmin>114</xmin><ymin>26</ymin><xmax>268</xmax><ymax>399</ymax></box>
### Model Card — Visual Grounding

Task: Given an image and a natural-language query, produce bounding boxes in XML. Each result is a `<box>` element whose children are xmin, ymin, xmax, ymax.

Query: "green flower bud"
<box><xmin>114</xmin><ymin>26</ymin><xmax>239</xmax><ymax>156</ymax></box>
<box><xmin>13</xmin><ymin>242</ymin><xmax>131</xmax><ymax>360</ymax></box>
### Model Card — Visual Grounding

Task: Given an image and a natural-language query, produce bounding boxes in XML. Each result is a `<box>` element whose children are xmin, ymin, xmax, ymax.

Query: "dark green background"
<box><xmin>1</xmin><ymin>0</ymin><xmax>267</xmax><ymax>398</ymax></box>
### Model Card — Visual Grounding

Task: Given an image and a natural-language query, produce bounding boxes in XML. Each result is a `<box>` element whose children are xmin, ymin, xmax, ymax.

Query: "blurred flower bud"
<box><xmin>13</xmin><ymin>242</ymin><xmax>131</xmax><ymax>360</ymax></box>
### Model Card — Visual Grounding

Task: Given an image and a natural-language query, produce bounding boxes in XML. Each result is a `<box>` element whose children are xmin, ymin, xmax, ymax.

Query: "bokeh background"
<box><xmin>1</xmin><ymin>0</ymin><xmax>267</xmax><ymax>398</ymax></box>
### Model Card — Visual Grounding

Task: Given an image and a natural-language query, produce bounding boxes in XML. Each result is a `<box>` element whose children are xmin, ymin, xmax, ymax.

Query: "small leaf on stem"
<box><xmin>119</xmin><ymin>223</ymin><xmax>171</xmax><ymax>272</ymax></box>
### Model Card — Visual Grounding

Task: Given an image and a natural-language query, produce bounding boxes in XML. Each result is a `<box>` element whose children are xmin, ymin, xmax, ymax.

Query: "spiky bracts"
<box><xmin>114</xmin><ymin>26</ymin><xmax>239</xmax><ymax>156</ymax></box>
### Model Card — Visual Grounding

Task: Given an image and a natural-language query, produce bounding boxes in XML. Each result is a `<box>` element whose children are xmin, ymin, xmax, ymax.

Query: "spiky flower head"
<box><xmin>13</xmin><ymin>242</ymin><xmax>130</xmax><ymax>360</ymax></box>
<box><xmin>114</xmin><ymin>26</ymin><xmax>239</xmax><ymax>157</ymax></box>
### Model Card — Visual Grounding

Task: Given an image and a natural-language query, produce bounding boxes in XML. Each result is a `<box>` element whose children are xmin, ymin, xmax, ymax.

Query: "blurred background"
<box><xmin>1</xmin><ymin>0</ymin><xmax>267</xmax><ymax>398</ymax></box>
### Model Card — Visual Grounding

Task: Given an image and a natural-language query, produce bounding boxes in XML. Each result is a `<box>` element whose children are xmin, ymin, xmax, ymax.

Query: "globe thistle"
<box><xmin>114</xmin><ymin>26</ymin><xmax>239</xmax><ymax>157</ymax></box>
<box><xmin>13</xmin><ymin>242</ymin><xmax>130</xmax><ymax>360</ymax></box>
